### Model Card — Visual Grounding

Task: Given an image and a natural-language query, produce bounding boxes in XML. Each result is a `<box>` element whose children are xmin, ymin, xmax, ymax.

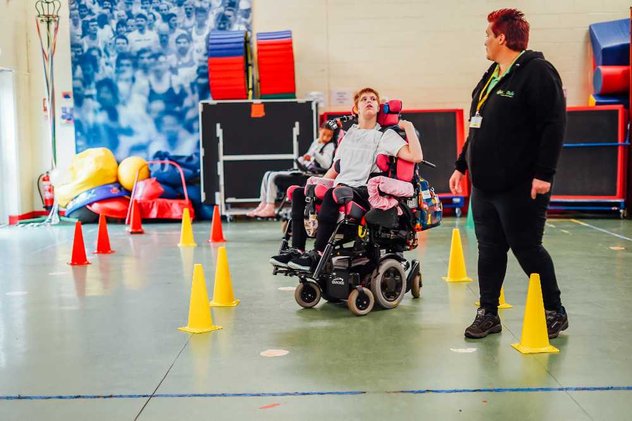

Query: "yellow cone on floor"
<box><xmin>209</xmin><ymin>246</ymin><xmax>240</xmax><ymax>307</ymax></box>
<box><xmin>442</xmin><ymin>228</ymin><xmax>473</xmax><ymax>282</ymax></box>
<box><xmin>178</xmin><ymin>207</ymin><xmax>197</xmax><ymax>247</ymax></box>
<box><xmin>512</xmin><ymin>273</ymin><xmax>559</xmax><ymax>354</ymax></box>
<box><xmin>179</xmin><ymin>264</ymin><xmax>222</xmax><ymax>333</ymax></box>
<box><xmin>476</xmin><ymin>287</ymin><xmax>513</xmax><ymax>309</ymax></box>
<box><xmin>498</xmin><ymin>287</ymin><xmax>512</xmax><ymax>309</ymax></box>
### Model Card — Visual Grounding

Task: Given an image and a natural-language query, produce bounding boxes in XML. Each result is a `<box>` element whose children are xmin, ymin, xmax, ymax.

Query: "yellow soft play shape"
<box><xmin>56</xmin><ymin>148</ymin><xmax>118</xmax><ymax>207</ymax></box>
<box><xmin>118</xmin><ymin>156</ymin><xmax>150</xmax><ymax>191</ymax></box>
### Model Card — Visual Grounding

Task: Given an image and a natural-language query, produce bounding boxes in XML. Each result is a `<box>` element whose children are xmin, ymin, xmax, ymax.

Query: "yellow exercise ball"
<box><xmin>118</xmin><ymin>156</ymin><xmax>150</xmax><ymax>191</ymax></box>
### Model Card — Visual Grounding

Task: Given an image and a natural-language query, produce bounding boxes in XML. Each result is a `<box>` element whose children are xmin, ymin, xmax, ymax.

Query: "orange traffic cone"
<box><xmin>511</xmin><ymin>274</ymin><xmax>559</xmax><ymax>354</ymax></box>
<box><xmin>208</xmin><ymin>205</ymin><xmax>225</xmax><ymax>243</ymax></box>
<box><xmin>127</xmin><ymin>199</ymin><xmax>144</xmax><ymax>234</ymax></box>
<box><xmin>68</xmin><ymin>221</ymin><xmax>91</xmax><ymax>266</ymax></box>
<box><xmin>94</xmin><ymin>214</ymin><xmax>115</xmax><ymax>254</ymax></box>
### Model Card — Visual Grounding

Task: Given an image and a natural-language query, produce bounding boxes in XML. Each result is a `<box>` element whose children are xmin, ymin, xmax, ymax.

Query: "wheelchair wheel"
<box><xmin>347</xmin><ymin>288</ymin><xmax>374</xmax><ymax>316</ymax></box>
<box><xmin>411</xmin><ymin>272</ymin><xmax>422</xmax><ymax>298</ymax></box>
<box><xmin>295</xmin><ymin>281</ymin><xmax>321</xmax><ymax>308</ymax></box>
<box><xmin>371</xmin><ymin>259</ymin><xmax>406</xmax><ymax>309</ymax></box>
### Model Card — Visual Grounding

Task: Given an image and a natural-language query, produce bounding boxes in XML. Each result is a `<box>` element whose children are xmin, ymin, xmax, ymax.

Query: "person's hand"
<box><xmin>303</xmin><ymin>154</ymin><xmax>311</xmax><ymax>161</ymax></box>
<box><xmin>449</xmin><ymin>170</ymin><xmax>464</xmax><ymax>195</ymax></box>
<box><xmin>530</xmin><ymin>178</ymin><xmax>551</xmax><ymax>199</ymax></box>
<box><xmin>398</xmin><ymin>119</ymin><xmax>413</xmax><ymax>130</ymax></box>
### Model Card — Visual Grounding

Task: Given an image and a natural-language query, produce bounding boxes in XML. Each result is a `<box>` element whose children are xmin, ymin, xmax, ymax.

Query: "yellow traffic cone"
<box><xmin>511</xmin><ymin>274</ymin><xmax>559</xmax><ymax>354</ymax></box>
<box><xmin>476</xmin><ymin>287</ymin><xmax>513</xmax><ymax>309</ymax></box>
<box><xmin>179</xmin><ymin>264</ymin><xmax>222</xmax><ymax>333</ymax></box>
<box><xmin>178</xmin><ymin>207</ymin><xmax>197</xmax><ymax>247</ymax></box>
<box><xmin>498</xmin><ymin>287</ymin><xmax>512</xmax><ymax>309</ymax></box>
<box><xmin>442</xmin><ymin>228</ymin><xmax>473</xmax><ymax>282</ymax></box>
<box><xmin>209</xmin><ymin>246</ymin><xmax>240</xmax><ymax>307</ymax></box>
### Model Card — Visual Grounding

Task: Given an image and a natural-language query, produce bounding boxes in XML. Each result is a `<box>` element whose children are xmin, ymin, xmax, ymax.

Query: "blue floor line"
<box><xmin>3</xmin><ymin>386</ymin><xmax>632</xmax><ymax>400</ymax></box>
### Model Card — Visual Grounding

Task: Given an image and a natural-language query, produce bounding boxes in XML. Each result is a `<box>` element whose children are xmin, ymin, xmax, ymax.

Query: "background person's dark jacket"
<box><xmin>455</xmin><ymin>50</ymin><xmax>566</xmax><ymax>193</ymax></box>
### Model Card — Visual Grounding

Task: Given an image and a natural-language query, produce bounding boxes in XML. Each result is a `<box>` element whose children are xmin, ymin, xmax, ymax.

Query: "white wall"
<box><xmin>0</xmin><ymin>0</ymin><xmax>32</xmax><ymax>217</ymax></box>
<box><xmin>4</xmin><ymin>0</ymin><xmax>631</xmax><ymax>214</ymax></box>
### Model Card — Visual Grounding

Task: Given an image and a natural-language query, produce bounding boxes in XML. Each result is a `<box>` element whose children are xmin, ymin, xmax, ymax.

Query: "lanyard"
<box><xmin>476</xmin><ymin>65</ymin><xmax>499</xmax><ymax>113</ymax></box>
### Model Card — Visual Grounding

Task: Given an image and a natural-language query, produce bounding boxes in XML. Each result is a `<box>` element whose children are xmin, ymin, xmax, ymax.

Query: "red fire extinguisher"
<box><xmin>38</xmin><ymin>172</ymin><xmax>55</xmax><ymax>211</ymax></box>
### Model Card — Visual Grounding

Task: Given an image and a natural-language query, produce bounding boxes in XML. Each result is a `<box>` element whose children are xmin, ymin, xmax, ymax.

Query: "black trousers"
<box><xmin>314</xmin><ymin>186</ymin><xmax>369</xmax><ymax>251</ymax></box>
<box><xmin>472</xmin><ymin>181</ymin><xmax>562</xmax><ymax>313</ymax></box>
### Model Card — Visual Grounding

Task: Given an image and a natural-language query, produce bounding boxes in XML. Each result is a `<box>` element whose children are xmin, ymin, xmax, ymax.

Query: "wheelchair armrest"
<box><xmin>286</xmin><ymin>185</ymin><xmax>301</xmax><ymax>201</ymax></box>
<box><xmin>332</xmin><ymin>186</ymin><xmax>354</xmax><ymax>205</ymax></box>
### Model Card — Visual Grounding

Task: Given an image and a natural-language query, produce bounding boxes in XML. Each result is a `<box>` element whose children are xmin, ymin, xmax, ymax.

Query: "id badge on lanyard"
<box><xmin>470</xmin><ymin>113</ymin><xmax>483</xmax><ymax>129</ymax></box>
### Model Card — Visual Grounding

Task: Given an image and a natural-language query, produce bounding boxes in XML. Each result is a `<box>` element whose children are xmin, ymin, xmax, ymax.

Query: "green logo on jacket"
<box><xmin>497</xmin><ymin>90</ymin><xmax>515</xmax><ymax>98</ymax></box>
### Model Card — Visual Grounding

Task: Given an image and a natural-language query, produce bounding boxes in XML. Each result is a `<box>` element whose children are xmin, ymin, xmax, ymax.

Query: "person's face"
<box><xmin>355</xmin><ymin>91</ymin><xmax>379</xmax><ymax>118</ymax></box>
<box><xmin>162</xmin><ymin>116</ymin><xmax>180</xmax><ymax>139</ymax></box>
<box><xmin>115</xmin><ymin>9</ymin><xmax>127</xmax><ymax>21</ymax></box>
<box><xmin>135</xmin><ymin>17</ymin><xmax>147</xmax><ymax>31</ymax></box>
<box><xmin>70</xmin><ymin>10</ymin><xmax>80</xmax><ymax>23</ymax></box>
<box><xmin>319</xmin><ymin>128</ymin><xmax>334</xmax><ymax>144</ymax></box>
<box><xmin>147</xmin><ymin>100</ymin><xmax>166</xmax><ymax>120</ymax></box>
<box><xmin>484</xmin><ymin>23</ymin><xmax>504</xmax><ymax>62</ymax></box>
<box><xmin>126</xmin><ymin>18</ymin><xmax>136</xmax><ymax>32</ymax></box>
<box><xmin>147</xmin><ymin>13</ymin><xmax>156</xmax><ymax>26</ymax></box>
<box><xmin>159</xmin><ymin>4</ymin><xmax>170</xmax><ymax>15</ymax></box>
<box><xmin>71</xmin><ymin>45</ymin><xmax>83</xmax><ymax>60</ymax></box>
<box><xmin>102</xmin><ymin>0</ymin><xmax>112</xmax><ymax>11</ymax></box>
<box><xmin>184</xmin><ymin>4</ymin><xmax>193</xmax><ymax>17</ymax></box>
<box><xmin>138</xmin><ymin>52</ymin><xmax>152</xmax><ymax>69</ymax></box>
<box><xmin>79</xmin><ymin>5</ymin><xmax>89</xmax><ymax>18</ymax></box>
<box><xmin>153</xmin><ymin>55</ymin><xmax>168</xmax><ymax>74</ymax></box>
<box><xmin>115</xmin><ymin>38</ymin><xmax>129</xmax><ymax>52</ymax></box>
<box><xmin>117</xmin><ymin>59</ymin><xmax>134</xmax><ymax>75</ymax></box>
<box><xmin>176</xmin><ymin>37</ymin><xmax>191</xmax><ymax>54</ymax></box>
<box><xmin>168</xmin><ymin>15</ymin><xmax>178</xmax><ymax>28</ymax></box>
<box><xmin>195</xmin><ymin>9</ymin><xmax>208</xmax><ymax>25</ymax></box>
<box><xmin>141</xmin><ymin>0</ymin><xmax>150</xmax><ymax>10</ymax></box>
<box><xmin>89</xmin><ymin>21</ymin><xmax>99</xmax><ymax>35</ymax></box>
<box><xmin>97</xmin><ymin>85</ymin><xmax>116</xmax><ymax>107</ymax></box>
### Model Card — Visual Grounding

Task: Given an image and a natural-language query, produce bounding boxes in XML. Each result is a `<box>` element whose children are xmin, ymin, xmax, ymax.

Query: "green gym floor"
<box><xmin>1</xmin><ymin>216</ymin><xmax>631</xmax><ymax>420</ymax></box>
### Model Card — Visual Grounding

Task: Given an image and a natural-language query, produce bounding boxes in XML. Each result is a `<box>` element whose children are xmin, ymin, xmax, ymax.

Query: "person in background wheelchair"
<box><xmin>270</xmin><ymin>87</ymin><xmax>423</xmax><ymax>270</ymax></box>
<box><xmin>247</xmin><ymin>121</ymin><xmax>338</xmax><ymax>218</ymax></box>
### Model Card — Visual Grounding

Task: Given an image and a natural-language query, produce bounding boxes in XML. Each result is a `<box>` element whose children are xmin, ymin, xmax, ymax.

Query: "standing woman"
<box><xmin>449</xmin><ymin>9</ymin><xmax>568</xmax><ymax>339</ymax></box>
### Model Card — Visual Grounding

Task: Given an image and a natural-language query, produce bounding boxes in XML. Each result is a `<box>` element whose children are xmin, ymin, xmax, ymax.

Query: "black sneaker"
<box><xmin>269</xmin><ymin>248</ymin><xmax>303</xmax><ymax>267</ymax></box>
<box><xmin>288</xmin><ymin>249</ymin><xmax>321</xmax><ymax>272</ymax></box>
<box><xmin>464</xmin><ymin>308</ymin><xmax>502</xmax><ymax>339</ymax></box>
<box><xmin>546</xmin><ymin>306</ymin><xmax>569</xmax><ymax>339</ymax></box>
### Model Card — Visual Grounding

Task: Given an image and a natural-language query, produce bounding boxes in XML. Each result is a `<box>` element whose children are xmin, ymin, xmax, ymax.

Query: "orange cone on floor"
<box><xmin>179</xmin><ymin>264</ymin><xmax>222</xmax><ymax>334</ymax></box>
<box><xmin>94</xmin><ymin>214</ymin><xmax>115</xmax><ymax>254</ymax></box>
<box><xmin>208</xmin><ymin>205</ymin><xmax>226</xmax><ymax>243</ymax></box>
<box><xmin>512</xmin><ymin>273</ymin><xmax>559</xmax><ymax>354</ymax></box>
<box><xmin>178</xmin><ymin>207</ymin><xmax>197</xmax><ymax>247</ymax></box>
<box><xmin>442</xmin><ymin>228</ymin><xmax>472</xmax><ymax>282</ymax></box>
<box><xmin>68</xmin><ymin>221</ymin><xmax>91</xmax><ymax>266</ymax></box>
<box><xmin>209</xmin><ymin>246</ymin><xmax>240</xmax><ymax>307</ymax></box>
<box><xmin>127</xmin><ymin>199</ymin><xmax>144</xmax><ymax>234</ymax></box>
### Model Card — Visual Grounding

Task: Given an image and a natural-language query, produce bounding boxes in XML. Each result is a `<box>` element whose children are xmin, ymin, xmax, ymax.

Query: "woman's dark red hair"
<box><xmin>488</xmin><ymin>9</ymin><xmax>529</xmax><ymax>51</ymax></box>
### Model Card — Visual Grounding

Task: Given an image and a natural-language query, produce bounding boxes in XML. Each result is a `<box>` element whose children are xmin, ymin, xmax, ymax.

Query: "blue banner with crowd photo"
<box><xmin>69</xmin><ymin>0</ymin><xmax>252</xmax><ymax>161</ymax></box>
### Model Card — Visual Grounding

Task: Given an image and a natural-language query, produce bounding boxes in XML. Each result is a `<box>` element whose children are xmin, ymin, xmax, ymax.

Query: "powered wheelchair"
<box><xmin>271</xmin><ymin>100</ymin><xmax>442</xmax><ymax>316</ymax></box>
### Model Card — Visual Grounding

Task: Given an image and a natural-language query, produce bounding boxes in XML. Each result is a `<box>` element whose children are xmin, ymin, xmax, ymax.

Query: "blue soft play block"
<box><xmin>589</xmin><ymin>19</ymin><xmax>630</xmax><ymax>66</ymax></box>
<box><xmin>592</xmin><ymin>93</ymin><xmax>629</xmax><ymax>108</ymax></box>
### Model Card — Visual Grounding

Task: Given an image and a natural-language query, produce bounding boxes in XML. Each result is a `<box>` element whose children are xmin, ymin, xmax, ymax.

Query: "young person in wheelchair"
<box><xmin>270</xmin><ymin>87</ymin><xmax>437</xmax><ymax>315</ymax></box>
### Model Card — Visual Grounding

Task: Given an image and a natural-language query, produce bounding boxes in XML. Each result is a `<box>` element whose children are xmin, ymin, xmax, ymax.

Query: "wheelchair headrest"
<box><xmin>377</xmin><ymin>100</ymin><xmax>402</xmax><ymax>127</ymax></box>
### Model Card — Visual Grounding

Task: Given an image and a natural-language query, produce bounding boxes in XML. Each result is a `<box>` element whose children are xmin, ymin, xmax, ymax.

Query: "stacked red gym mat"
<box><xmin>256</xmin><ymin>30</ymin><xmax>296</xmax><ymax>99</ymax></box>
<box><xmin>589</xmin><ymin>19</ymin><xmax>630</xmax><ymax>107</ymax></box>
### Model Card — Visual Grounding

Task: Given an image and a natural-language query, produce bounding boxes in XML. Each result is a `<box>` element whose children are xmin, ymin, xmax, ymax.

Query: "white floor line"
<box><xmin>570</xmin><ymin>219</ymin><xmax>632</xmax><ymax>242</ymax></box>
